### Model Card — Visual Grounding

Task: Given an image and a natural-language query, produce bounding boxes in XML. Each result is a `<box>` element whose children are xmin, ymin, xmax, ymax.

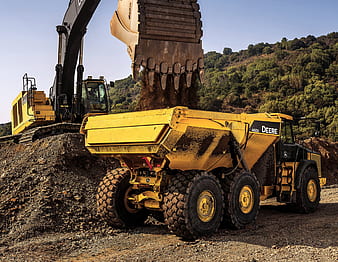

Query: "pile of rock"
<box><xmin>0</xmin><ymin>134</ymin><xmax>117</xmax><ymax>244</ymax></box>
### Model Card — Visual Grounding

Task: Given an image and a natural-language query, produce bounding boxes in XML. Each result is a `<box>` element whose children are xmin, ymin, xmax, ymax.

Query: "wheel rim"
<box><xmin>307</xmin><ymin>179</ymin><xmax>318</xmax><ymax>202</ymax></box>
<box><xmin>239</xmin><ymin>185</ymin><xmax>254</xmax><ymax>214</ymax></box>
<box><xmin>197</xmin><ymin>190</ymin><xmax>216</xmax><ymax>222</ymax></box>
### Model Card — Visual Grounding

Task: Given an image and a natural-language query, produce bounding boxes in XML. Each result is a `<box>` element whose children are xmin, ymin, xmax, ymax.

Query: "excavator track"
<box><xmin>18</xmin><ymin>123</ymin><xmax>81</xmax><ymax>144</ymax></box>
<box><xmin>0</xmin><ymin>134</ymin><xmax>21</xmax><ymax>144</ymax></box>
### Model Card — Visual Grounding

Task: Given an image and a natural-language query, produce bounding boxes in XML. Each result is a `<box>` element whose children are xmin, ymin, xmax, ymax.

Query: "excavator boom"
<box><xmin>52</xmin><ymin>0</ymin><xmax>101</xmax><ymax>120</ymax></box>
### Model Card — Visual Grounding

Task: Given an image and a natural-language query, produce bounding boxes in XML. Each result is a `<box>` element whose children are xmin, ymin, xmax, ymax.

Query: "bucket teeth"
<box><xmin>111</xmin><ymin>0</ymin><xmax>204</xmax><ymax>92</ymax></box>
<box><xmin>161</xmin><ymin>75</ymin><xmax>167</xmax><ymax>90</ymax></box>
<box><xmin>148</xmin><ymin>71</ymin><xmax>155</xmax><ymax>89</ymax></box>
<box><xmin>174</xmin><ymin>75</ymin><xmax>180</xmax><ymax>91</ymax></box>
<box><xmin>186</xmin><ymin>72</ymin><xmax>192</xmax><ymax>88</ymax></box>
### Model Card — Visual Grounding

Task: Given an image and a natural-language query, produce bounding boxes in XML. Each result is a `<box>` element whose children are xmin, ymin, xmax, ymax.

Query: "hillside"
<box><xmin>108</xmin><ymin>32</ymin><xmax>338</xmax><ymax>141</ymax></box>
<box><xmin>201</xmin><ymin>32</ymin><xmax>338</xmax><ymax>141</ymax></box>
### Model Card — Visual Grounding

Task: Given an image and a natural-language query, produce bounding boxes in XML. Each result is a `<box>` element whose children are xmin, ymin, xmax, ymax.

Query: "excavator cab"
<box><xmin>80</xmin><ymin>77</ymin><xmax>109</xmax><ymax>116</ymax></box>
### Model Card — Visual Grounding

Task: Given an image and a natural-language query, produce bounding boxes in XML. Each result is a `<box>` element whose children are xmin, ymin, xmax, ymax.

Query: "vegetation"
<box><xmin>201</xmin><ymin>32</ymin><xmax>337</xmax><ymax>140</ymax></box>
<box><xmin>108</xmin><ymin>75</ymin><xmax>140</xmax><ymax>113</ymax></box>
<box><xmin>0</xmin><ymin>123</ymin><xmax>11</xmax><ymax>137</ymax></box>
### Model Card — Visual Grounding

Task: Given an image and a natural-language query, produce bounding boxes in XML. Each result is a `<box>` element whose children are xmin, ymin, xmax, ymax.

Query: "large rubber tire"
<box><xmin>163</xmin><ymin>171</ymin><xmax>224</xmax><ymax>239</ymax></box>
<box><xmin>295</xmin><ymin>166</ymin><xmax>321</xmax><ymax>213</ymax></box>
<box><xmin>222</xmin><ymin>171</ymin><xmax>260</xmax><ymax>229</ymax></box>
<box><xmin>96</xmin><ymin>168</ymin><xmax>148</xmax><ymax>228</ymax></box>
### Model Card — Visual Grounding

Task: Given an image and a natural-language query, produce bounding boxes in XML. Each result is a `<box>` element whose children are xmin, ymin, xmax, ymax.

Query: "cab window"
<box><xmin>281</xmin><ymin>120</ymin><xmax>294</xmax><ymax>144</ymax></box>
<box><xmin>85</xmin><ymin>82</ymin><xmax>108</xmax><ymax>112</ymax></box>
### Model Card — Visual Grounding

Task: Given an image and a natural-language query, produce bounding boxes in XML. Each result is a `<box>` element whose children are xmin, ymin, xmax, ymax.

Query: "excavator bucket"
<box><xmin>111</xmin><ymin>0</ymin><xmax>204</xmax><ymax>107</ymax></box>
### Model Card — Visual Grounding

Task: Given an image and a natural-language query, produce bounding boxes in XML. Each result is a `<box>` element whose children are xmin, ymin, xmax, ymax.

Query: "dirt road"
<box><xmin>1</xmin><ymin>185</ymin><xmax>337</xmax><ymax>262</ymax></box>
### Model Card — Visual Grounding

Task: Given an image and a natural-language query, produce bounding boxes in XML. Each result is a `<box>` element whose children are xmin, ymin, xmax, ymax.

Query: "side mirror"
<box><xmin>313</xmin><ymin>130</ymin><xmax>321</xmax><ymax>138</ymax></box>
<box><xmin>109</xmin><ymin>81</ymin><xmax>115</xmax><ymax>88</ymax></box>
<box><xmin>313</xmin><ymin>122</ymin><xmax>321</xmax><ymax>137</ymax></box>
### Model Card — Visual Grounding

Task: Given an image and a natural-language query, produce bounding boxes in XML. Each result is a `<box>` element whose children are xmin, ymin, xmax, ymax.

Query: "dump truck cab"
<box><xmin>273</xmin><ymin>117</ymin><xmax>324</xmax><ymax>203</ymax></box>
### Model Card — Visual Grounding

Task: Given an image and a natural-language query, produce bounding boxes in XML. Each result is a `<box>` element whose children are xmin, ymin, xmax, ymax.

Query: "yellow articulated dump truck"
<box><xmin>81</xmin><ymin>107</ymin><xmax>326</xmax><ymax>239</ymax></box>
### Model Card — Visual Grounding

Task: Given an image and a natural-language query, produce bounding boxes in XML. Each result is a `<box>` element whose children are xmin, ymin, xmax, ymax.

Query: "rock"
<box><xmin>0</xmin><ymin>133</ymin><xmax>119</xmax><ymax>244</ymax></box>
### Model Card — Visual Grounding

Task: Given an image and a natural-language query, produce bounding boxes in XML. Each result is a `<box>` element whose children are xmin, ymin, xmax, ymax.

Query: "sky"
<box><xmin>0</xmin><ymin>0</ymin><xmax>337</xmax><ymax>123</ymax></box>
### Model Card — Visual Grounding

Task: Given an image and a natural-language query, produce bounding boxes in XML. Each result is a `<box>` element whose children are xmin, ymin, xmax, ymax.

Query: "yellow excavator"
<box><xmin>8</xmin><ymin>0</ymin><xmax>204</xmax><ymax>143</ymax></box>
<box><xmin>10</xmin><ymin>0</ymin><xmax>111</xmax><ymax>143</ymax></box>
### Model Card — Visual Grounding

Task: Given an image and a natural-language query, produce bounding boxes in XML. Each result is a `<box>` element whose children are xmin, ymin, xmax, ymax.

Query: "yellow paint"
<box><xmin>260</xmin><ymin>186</ymin><xmax>275</xmax><ymax>201</ymax></box>
<box><xmin>86</xmin><ymin>124</ymin><xmax>168</xmax><ymax>144</ymax></box>
<box><xmin>197</xmin><ymin>190</ymin><xmax>216</xmax><ymax>222</ymax></box>
<box><xmin>84</xmin><ymin>107</ymin><xmax>285</xmax><ymax>173</ymax></box>
<box><xmin>239</xmin><ymin>185</ymin><xmax>254</xmax><ymax>214</ymax></box>
<box><xmin>11</xmin><ymin>91</ymin><xmax>55</xmax><ymax>135</ymax></box>
<box><xmin>244</xmin><ymin>134</ymin><xmax>279</xmax><ymax>170</ymax></box>
<box><xmin>307</xmin><ymin>179</ymin><xmax>318</xmax><ymax>202</ymax></box>
<box><xmin>308</xmin><ymin>152</ymin><xmax>323</xmax><ymax>181</ymax></box>
<box><xmin>144</xmin><ymin>200</ymin><xmax>161</xmax><ymax>209</ymax></box>
<box><xmin>319</xmin><ymin>177</ymin><xmax>326</xmax><ymax>187</ymax></box>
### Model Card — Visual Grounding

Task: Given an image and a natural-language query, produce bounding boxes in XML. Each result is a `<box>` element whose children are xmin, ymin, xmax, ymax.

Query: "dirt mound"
<box><xmin>303</xmin><ymin>138</ymin><xmax>338</xmax><ymax>185</ymax></box>
<box><xmin>0</xmin><ymin>134</ymin><xmax>118</xmax><ymax>244</ymax></box>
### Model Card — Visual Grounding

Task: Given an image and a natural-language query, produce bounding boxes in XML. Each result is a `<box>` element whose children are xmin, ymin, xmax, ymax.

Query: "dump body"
<box><xmin>83</xmin><ymin>107</ymin><xmax>286</xmax><ymax>171</ymax></box>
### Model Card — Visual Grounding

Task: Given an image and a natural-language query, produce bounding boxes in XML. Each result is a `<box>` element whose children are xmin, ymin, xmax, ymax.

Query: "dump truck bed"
<box><xmin>83</xmin><ymin>107</ymin><xmax>286</xmax><ymax>171</ymax></box>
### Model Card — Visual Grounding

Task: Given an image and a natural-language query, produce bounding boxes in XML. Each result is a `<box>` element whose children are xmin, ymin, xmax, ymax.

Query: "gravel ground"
<box><xmin>0</xmin><ymin>134</ymin><xmax>337</xmax><ymax>261</ymax></box>
<box><xmin>0</xmin><ymin>186</ymin><xmax>337</xmax><ymax>262</ymax></box>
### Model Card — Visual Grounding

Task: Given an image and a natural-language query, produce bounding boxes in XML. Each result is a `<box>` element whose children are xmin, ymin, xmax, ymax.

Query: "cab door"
<box><xmin>276</xmin><ymin>120</ymin><xmax>300</xmax><ymax>202</ymax></box>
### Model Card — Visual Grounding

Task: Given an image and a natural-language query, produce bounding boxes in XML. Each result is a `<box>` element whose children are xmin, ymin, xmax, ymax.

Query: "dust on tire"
<box><xmin>163</xmin><ymin>171</ymin><xmax>224</xmax><ymax>239</ymax></box>
<box><xmin>222</xmin><ymin>171</ymin><xmax>260</xmax><ymax>229</ymax></box>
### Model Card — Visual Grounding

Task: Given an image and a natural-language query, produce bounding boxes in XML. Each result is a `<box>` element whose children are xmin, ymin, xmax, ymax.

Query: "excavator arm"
<box><xmin>51</xmin><ymin>0</ymin><xmax>101</xmax><ymax>120</ymax></box>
